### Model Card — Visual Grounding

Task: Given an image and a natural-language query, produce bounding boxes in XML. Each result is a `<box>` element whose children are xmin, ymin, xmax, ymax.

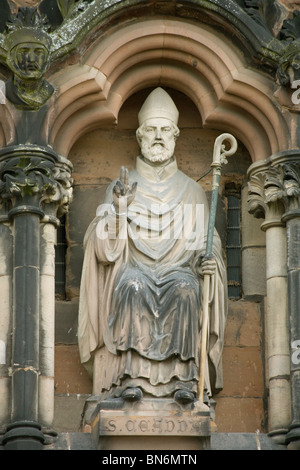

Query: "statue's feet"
<box><xmin>121</xmin><ymin>387</ymin><xmax>143</xmax><ymax>402</ymax></box>
<box><xmin>174</xmin><ymin>389</ymin><xmax>195</xmax><ymax>405</ymax></box>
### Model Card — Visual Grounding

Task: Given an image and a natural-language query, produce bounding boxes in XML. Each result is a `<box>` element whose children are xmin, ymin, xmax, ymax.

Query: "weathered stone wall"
<box><xmin>53</xmin><ymin>89</ymin><xmax>267</xmax><ymax>434</ymax></box>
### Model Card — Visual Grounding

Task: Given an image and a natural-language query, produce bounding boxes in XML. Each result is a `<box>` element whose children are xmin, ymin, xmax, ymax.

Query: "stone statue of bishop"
<box><xmin>78</xmin><ymin>88</ymin><xmax>228</xmax><ymax>407</ymax></box>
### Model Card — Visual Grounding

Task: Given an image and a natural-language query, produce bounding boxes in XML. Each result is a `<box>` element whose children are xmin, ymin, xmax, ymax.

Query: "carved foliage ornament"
<box><xmin>247</xmin><ymin>172</ymin><xmax>266</xmax><ymax>219</ymax></box>
<box><xmin>248</xmin><ymin>161</ymin><xmax>300</xmax><ymax>219</ymax></box>
<box><xmin>0</xmin><ymin>155</ymin><xmax>73</xmax><ymax>217</ymax></box>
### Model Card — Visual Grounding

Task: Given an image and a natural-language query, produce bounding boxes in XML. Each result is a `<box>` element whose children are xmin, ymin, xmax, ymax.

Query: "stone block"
<box><xmin>266</xmin><ymin>277</ymin><xmax>289</xmax><ymax>359</ymax></box>
<box><xmin>288</xmin><ymin>270</ymin><xmax>300</xmax><ymax>359</ymax></box>
<box><xmin>53</xmin><ymin>394</ymin><xmax>90</xmax><ymax>433</ymax></box>
<box><xmin>175</xmin><ymin>129</ymin><xmax>216</xmax><ymax>180</ymax></box>
<box><xmin>45</xmin><ymin>431</ymin><xmax>286</xmax><ymax>450</ymax></box>
<box><xmin>225</xmin><ymin>300</ymin><xmax>262</xmax><ymax>347</ymax></box>
<box><xmin>265</xmin><ymin>225</ymin><xmax>287</xmax><ymax>279</ymax></box>
<box><xmin>40</xmin><ymin>223</ymin><xmax>56</xmax><ymax>276</ymax></box>
<box><xmin>0</xmin><ymin>377</ymin><xmax>10</xmax><ymax>429</ymax></box>
<box><xmin>287</xmin><ymin>218</ymin><xmax>300</xmax><ymax>269</ymax></box>
<box><xmin>211</xmin><ymin>432</ymin><xmax>285</xmax><ymax>450</ymax></box>
<box><xmin>220</xmin><ymin>346</ymin><xmax>264</xmax><ymax>398</ymax></box>
<box><xmin>69</xmin><ymin>130</ymin><xmax>137</xmax><ymax>185</ymax></box>
<box><xmin>241</xmin><ymin>185</ymin><xmax>265</xmax><ymax>248</ymax></box>
<box><xmin>45</xmin><ymin>431</ymin><xmax>97</xmax><ymax>450</ymax></box>
<box><xmin>268</xmin><ymin>378</ymin><xmax>291</xmax><ymax>432</ymax></box>
<box><xmin>268</xmin><ymin>355</ymin><xmax>290</xmax><ymax>379</ymax></box>
<box><xmin>40</xmin><ymin>274</ymin><xmax>55</xmax><ymax>375</ymax></box>
<box><xmin>84</xmin><ymin>397</ymin><xmax>211</xmax><ymax>450</ymax></box>
<box><xmin>242</xmin><ymin>246</ymin><xmax>266</xmax><ymax>296</ymax></box>
<box><xmin>39</xmin><ymin>375</ymin><xmax>55</xmax><ymax>428</ymax></box>
<box><xmin>68</xmin><ymin>185</ymin><xmax>107</xmax><ymax>244</ymax></box>
<box><xmin>98</xmin><ymin>435</ymin><xmax>209</xmax><ymax>451</ymax></box>
<box><xmin>66</xmin><ymin>184</ymin><xmax>108</xmax><ymax>296</ymax></box>
<box><xmin>54</xmin><ymin>345</ymin><xmax>92</xmax><ymax>395</ymax></box>
<box><xmin>55</xmin><ymin>300</ymin><xmax>79</xmax><ymax>344</ymax></box>
<box><xmin>0</xmin><ymin>275</ymin><xmax>11</xmax><ymax>350</ymax></box>
<box><xmin>66</xmin><ymin>244</ymin><xmax>84</xmax><ymax>298</ymax></box>
<box><xmin>0</xmin><ymin>224</ymin><xmax>12</xmax><ymax>276</ymax></box>
<box><xmin>214</xmin><ymin>397</ymin><xmax>264</xmax><ymax>433</ymax></box>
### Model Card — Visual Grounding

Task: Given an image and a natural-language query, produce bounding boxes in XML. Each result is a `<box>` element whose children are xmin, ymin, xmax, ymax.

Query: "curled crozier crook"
<box><xmin>212</xmin><ymin>133</ymin><xmax>238</xmax><ymax>167</ymax></box>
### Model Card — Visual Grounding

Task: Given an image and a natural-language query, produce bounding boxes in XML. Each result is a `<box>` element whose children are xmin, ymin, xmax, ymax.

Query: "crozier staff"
<box><xmin>198</xmin><ymin>133</ymin><xmax>237</xmax><ymax>403</ymax></box>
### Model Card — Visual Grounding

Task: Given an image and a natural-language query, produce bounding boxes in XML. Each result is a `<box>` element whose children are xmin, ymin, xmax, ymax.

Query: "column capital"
<box><xmin>0</xmin><ymin>145</ymin><xmax>73</xmax><ymax>224</ymax></box>
<box><xmin>247</xmin><ymin>151</ymin><xmax>300</xmax><ymax>229</ymax></box>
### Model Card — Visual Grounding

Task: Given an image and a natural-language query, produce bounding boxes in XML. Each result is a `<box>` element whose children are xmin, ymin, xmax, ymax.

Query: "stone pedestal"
<box><xmin>83</xmin><ymin>397</ymin><xmax>211</xmax><ymax>450</ymax></box>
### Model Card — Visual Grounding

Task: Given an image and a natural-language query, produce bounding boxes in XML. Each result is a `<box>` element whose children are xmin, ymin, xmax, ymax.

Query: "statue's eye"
<box><xmin>34</xmin><ymin>48</ymin><xmax>45</xmax><ymax>56</ymax></box>
<box><xmin>17</xmin><ymin>48</ymin><xmax>29</xmax><ymax>55</ymax></box>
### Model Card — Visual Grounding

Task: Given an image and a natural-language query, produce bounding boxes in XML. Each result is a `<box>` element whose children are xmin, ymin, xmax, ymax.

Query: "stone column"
<box><xmin>38</xmin><ymin>157</ymin><xmax>73</xmax><ymax>434</ymax></box>
<box><xmin>0</xmin><ymin>145</ymin><xmax>72</xmax><ymax>450</ymax></box>
<box><xmin>39</xmin><ymin>222</ymin><xmax>57</xmax><ymax>431</ymax></box>
<box><xmin>248</xmin><ymin>159</ymin><xmax>290</xmax><ymax>445</ymax></box>
<box><xmin>248</xmin><ymin>153</ymin><xmax>300</xmax><ymax>448</ymax></box>
<box><xmin>0</xmin><ymin>205</ymin><xmax>13</xmax><ymax>434</ymax></box>
<box><xmin>280</xmin><ymin>160</ymin><xmax>300</xmax><ymax>450</ymax></box>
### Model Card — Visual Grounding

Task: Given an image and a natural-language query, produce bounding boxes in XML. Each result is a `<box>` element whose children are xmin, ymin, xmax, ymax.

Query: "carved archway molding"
<box><xmin>41</xmin><ymin>18</ymin><xmax>290</xmax><ymax>162</ymax></box>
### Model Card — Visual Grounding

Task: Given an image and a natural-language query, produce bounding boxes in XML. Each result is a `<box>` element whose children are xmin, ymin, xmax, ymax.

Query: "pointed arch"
<box><xmin>47</xmin><ymin>18</ymin><xmax>289</xmax><ymax>161</ymax></box>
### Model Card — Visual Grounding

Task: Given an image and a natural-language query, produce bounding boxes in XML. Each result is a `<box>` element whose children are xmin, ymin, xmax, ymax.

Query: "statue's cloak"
<box><xmin>78</xmin><ymin>156</ymin><xmax>227</xmax><ymax>397</ymax></box>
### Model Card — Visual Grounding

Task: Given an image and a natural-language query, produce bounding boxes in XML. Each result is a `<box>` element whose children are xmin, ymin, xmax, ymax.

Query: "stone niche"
<box><xmin>53</xmin><ymin>88</ymin><xmax>265</xmax><ymax>437</ymax></box>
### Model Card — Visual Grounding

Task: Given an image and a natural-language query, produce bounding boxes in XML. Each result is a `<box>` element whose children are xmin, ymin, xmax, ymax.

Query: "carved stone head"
<box><xmin>136</xmin><ymin>88</ymin><xmax>180</xmax><ymax>165</ymax></box>
<box><xmin>6</xmin><ymin>27</ymin><xmax>51</xmax><ymax>81</ymax></box>
<box><xmin>4</xmin><ymin>7</ymin><xmax>54</xmax><ymax>109</ymax></box>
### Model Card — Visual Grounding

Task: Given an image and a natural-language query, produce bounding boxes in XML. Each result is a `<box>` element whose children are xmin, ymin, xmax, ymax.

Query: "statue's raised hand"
<box><xmin>112</xmin><ymin>166</ymin><xmax>137</xmax><ymax>213</ymax></box>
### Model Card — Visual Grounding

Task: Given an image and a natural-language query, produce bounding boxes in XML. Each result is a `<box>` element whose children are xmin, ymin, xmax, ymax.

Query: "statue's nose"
<box><xmin>155</xmin><ymin>128</ymin><xmax>162</xmax><ymax>139</ymax></box>
<box><xmin>26</xmin><ymin>50</ymin><xmax>35</xmax><ymax>62</ymax></box>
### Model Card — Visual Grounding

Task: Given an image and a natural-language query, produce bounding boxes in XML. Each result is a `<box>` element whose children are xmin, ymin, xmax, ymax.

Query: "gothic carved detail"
<box><xmin>0</xmin><ymin>150</ymin><xmax>73</xmax><ymax>219</ymax></box>
<box><xmin>55</xmin><ymin>0</ymin><xmax>93</xmax><ymax>21</ymax></box>
<box><xmin>282</xmin><ymin>161</ymin><xmax>300</xmax><ymax>211</ymax></box>
<box><xmin>0</xmin><ymin>1</ymin><xmax>290</xmax><ymax>78</ymax></box>
<box><xmin>247</xmin><ymin>172</ymin><xmax>267</xmax><ymax>219</ymax></box>
<box><xmin>3</xmin><ymin>7</ymin><xmax>54</xmax><ymax>110</ymax></box>
<box><xmin>248</xmin><ymin>160</ymin><xmax>300</xmax><ymax>223</ymax></box>
<box><xmin>277</xmin><ymin>11</ymin><xmax>300</xmax><ymax>86</ymax></box>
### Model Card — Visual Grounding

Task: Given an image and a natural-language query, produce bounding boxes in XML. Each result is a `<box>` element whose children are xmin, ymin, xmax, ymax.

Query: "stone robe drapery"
<box><xmin>78</xmin><ymin>156</ymin><xmax>228</xmax><ymax>399</ymax></box>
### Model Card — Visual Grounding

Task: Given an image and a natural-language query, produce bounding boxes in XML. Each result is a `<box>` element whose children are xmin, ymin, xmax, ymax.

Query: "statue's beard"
<box><xmin>141</xmin><ymin>141</ymin><xmax>175</xmax><ymax>164</ymax></box>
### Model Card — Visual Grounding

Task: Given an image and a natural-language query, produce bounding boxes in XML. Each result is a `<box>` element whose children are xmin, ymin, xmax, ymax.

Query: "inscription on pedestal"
<box><xmin>99</xmin><ymin>405</ymin><xmax>211</xmax><ymax>437</ymax></box>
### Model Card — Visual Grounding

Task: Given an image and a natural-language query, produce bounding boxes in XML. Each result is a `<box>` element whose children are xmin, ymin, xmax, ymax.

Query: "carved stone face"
<box><xmin>138</xmin><ymin>117</ymin><xmax>178</xmax><ymax>165</ymax></box>
<box><xmin>9</xmin><ymin>41</ymin><xmax>49</xmax><ymax>80</ymax></box>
